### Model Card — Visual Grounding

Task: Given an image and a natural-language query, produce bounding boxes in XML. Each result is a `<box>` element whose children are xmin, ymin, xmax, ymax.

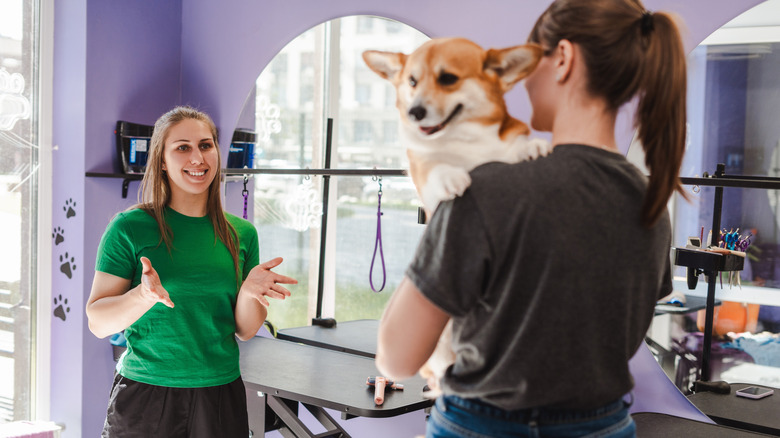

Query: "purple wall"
<box><xmin>51</xmin><ymin>0</ymin><xmax>764</xmax><ymax>436</ymax></box>
<box><xmin>51</xmin><ymin>1</ymin><xmax>86</xmax><ymax>436</ymax></box>
<box><xmin>179</xmin><ymin>0</ymin><xmax>765</xmax><ymax>152</ymax></box>
<box><xmin>52</xmin><ymin>1</ymin><xmax>182</xmax><ymax>437</ymax></box>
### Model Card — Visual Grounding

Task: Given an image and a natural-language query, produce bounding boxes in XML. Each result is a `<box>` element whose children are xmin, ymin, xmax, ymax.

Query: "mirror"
<box><xmin>648</xmin><ymin>0</ymin><xmax>780</xmax><ymax>394</ymax></box>
<box><xmin>665</xmin><ymin>0</ymin><xmax>780</xmax><ymax>277</ymax></box>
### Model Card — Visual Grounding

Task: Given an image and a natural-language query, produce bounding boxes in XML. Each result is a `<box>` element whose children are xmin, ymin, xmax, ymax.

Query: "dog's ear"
<box><xmin>362</xmin><ymin>50</ymin><xmax>408</xmax><ymax>82</ymax></box>
<box><xmin>484</xmin><ymin>44</ymin><xmax>543</xmax><ymax>91</ymax></box>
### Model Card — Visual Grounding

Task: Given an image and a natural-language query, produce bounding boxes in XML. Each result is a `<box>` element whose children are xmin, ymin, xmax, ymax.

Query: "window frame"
<box><xmin>35</xmin><ymin>0</ymin><xmax>54</xmax><ymax>421</ymax></box>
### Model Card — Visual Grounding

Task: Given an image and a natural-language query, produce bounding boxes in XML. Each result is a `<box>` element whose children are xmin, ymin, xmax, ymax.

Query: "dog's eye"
<box><xmin>438</xmin><ymin>73</ymin><xmax>459</xmax><ymax>86</ymax></box>
<box><xmin>409</xmin><ymin>76</ymin><xmax>417</xmax><ymax>88</ymax></box>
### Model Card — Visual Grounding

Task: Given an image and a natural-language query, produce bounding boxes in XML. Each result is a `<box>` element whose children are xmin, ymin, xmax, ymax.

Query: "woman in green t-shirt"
<box><xmin>87</xmin><ymin>106</ymin><xmax>297</xmax><ymax>437</ymax></box>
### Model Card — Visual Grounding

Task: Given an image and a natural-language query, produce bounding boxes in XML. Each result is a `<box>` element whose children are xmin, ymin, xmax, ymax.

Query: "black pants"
<box><xmin>102</xmin><ymin>373</ymin><xmax>249</xmax><ymax>438</ymax></box>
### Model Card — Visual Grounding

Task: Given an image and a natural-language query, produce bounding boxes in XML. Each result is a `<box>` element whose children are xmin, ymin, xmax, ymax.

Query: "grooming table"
<box><xmin>655</xmin><ymin>294</ymin><xmax>721</xmax><ymax>316</ymax></box>
<box><xmin>239</xmin><ymin>336</ymin><xmax>432</xmax><ymax>437</ymax></box>
<box><xmin>632</xmin><ymin>413</ymin><xmax>769</xmax><ymax>437</ymax></box>
<box><xmin>687</xmin><ymin>383</ymin><xmax>780</xmax><ymax>436</ymax></box>
<box><xmin>277</xmin><ymin>319</ymin><xmax>378</xmax><ymax>358</ymax></box>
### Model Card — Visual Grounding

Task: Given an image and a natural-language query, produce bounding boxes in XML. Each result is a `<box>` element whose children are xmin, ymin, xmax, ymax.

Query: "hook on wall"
<box><xmin>369</xmin><ymin>172</ymin><xmax>386</xmax><ymax>293</ymax></box>
<box><xmin>242</xmin><ymin>166</ymin><xmax>249</xmax><ymax>220</ymax></box>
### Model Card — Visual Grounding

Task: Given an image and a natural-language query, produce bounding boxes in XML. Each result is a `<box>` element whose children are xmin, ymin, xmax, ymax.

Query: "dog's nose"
<box><xmin>408</xmin><ymin>106</ymin><xmax>427</xmax><ymax>121</ymax></box>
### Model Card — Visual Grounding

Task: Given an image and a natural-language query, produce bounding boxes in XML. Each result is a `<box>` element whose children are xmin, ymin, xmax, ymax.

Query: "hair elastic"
<box><xmin>640</xmin><ymin>11</ymin><xmax>654</xmax><ymax>36</ymax></box>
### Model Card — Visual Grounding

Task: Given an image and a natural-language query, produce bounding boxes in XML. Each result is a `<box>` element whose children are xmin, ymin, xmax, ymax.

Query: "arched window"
<box><xmin>239</xmin><ymin>16</ymin><xmax>428</xmax><ymax>328</ymax></box>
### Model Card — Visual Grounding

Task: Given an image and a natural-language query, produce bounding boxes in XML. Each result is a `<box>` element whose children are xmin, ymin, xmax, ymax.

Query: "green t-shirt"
<box><xmin>95</xmin><ymin>206</ymin><xmax>260</xmax><ymax>387</ymax></box>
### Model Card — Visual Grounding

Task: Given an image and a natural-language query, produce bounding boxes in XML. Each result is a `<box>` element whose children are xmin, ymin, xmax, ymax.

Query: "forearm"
<box><xmin>376</xmin><ymin>277</ymin><xmax>449</xmax><ymax>380</ymax></box>
<box><xmin>86</xmin><ymin>285</ymin><xmax>155</xmax><ymax>339</ymax></box>
<box><xmin>234</xmin><ymin>293</ymin><xmax>268</xmax><ymax>341</ymax></box>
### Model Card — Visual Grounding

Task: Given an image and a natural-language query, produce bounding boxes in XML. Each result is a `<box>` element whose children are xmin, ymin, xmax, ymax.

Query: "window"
<box><xmin>355</xmin><ymin>83</ymin><xmax>370</xmax><ymax>107</ymax></box>
<box><xmin>0</xmin><ymin>0</ymin><xmax>46</xmax><ymax>423</ymax></box>
<box><xmin>383</xmin><ymin>120</ymin><xmax>398</xmax><ymax>144</ymax></box>
<box><xmin>271</xmin><ymin>53</ymin><xmax>287</xmax><ymax>75</ymax></box>
<box><xmin>353</xmin><ymin>120</ymin><xmax>373</xmax><ymax>144</ymax></box>
<box><xmin>248</xmin><ymin>16</ymin><xmax>428</xmax><ymax>329</ymax></box>
<box><xmin>384</xmin><ymin>84</ymin><xmax>395</xmax><ymax>107</ymax></box>
<box><xmin>356</xmin><ymin>16</ymin><xmax>374</xmax><ymax>34</ymax></box>
<box><xmin>385</xmin><ymin>21</ymin><xmax>402</xmax><ymax>34</ymax></box>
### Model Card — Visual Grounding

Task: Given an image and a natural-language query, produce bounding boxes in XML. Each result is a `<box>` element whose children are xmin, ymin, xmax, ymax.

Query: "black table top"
<box><xmin>277</xmin><ymin>319</ymin><xmax>379</xmax><ymax>358</ymax></box>
<box><xmin>239</xmin><ymin>336</ymin><xmax>432</xmax><ymax>418</ymax></box>
<box><xmin>687</xmin><ymin>383</ymin><xmax>780</xmax><ymax>436</ymax></box>
<box><xmin>632</xmin><ymin>413</ymin><xmax>770</xmax><ymax>437</ymax></box>
<box><xmin>655</xmin><ymin>294</ymin><xmax>721</xmax><ymax>315</ymax></box>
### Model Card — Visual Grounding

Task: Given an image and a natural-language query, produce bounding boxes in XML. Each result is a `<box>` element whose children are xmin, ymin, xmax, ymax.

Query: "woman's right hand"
<box><xmin>87</xmin><ymin>257</ymin><xmax>173</xmax><ymax>338</ymax></box>
<box><xmin>137</xmin><ymin>256</ymin><xmax>174</xmax><ymax>308</ymax></box>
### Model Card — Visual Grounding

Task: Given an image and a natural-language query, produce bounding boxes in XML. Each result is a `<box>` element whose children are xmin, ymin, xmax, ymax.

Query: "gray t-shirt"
<box><xmin>407</xmin><ymin>144</ymin><xmax>672</xmax><ymax>411</ymax></box>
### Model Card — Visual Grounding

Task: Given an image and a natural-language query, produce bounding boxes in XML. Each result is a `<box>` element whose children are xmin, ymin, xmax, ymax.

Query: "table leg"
<box><xmin>246</xmin><ymin>388</ymin><xmax>266</xmax><ymax>437</ymax></box>
<box><xmin>701</xmin><ymin>271</ymin><xmax>717</xmax><ymax>382</ymax></box>
<box><xmin>303</xmin><ymin>402</ymin><xmax>351</xmax><ymax>438</ymax></box>
<box><xmin>266</xmin><ymin>394</ymin><xmax>352</xmax><ymax>438</ymax></box>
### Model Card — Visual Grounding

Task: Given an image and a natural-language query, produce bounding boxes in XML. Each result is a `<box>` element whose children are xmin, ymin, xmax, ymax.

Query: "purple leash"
<box><xmin>370</xmin><ymin>177</ymin><xmax>386</xmax><ymax>292</ymax></box>
<box><xmin>242</xmin><ymin>172</ymin><xmax>249</xmax><ymax>220</ymax></box>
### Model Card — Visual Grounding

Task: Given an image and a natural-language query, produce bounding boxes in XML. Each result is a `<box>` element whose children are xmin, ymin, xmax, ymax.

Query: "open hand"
<box><xmin>139</xmin><ymin>256</ymin><xmax>174</xmax><ymax>308</ymax></box>
<box><xmin>240</xmin><ymin>257</ymin><xmax>297</xmax><ymax>307</ymax></box>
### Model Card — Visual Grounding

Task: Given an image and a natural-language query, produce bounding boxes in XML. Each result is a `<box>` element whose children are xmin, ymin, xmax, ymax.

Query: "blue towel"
<box><xmin>724</xmin><ymin>333</ymin><xmax>780</xmax><ymax>367</ymax></box>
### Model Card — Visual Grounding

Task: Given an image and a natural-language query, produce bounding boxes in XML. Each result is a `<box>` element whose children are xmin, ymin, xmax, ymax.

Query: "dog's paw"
<box><xmin>419</xmin><ymin>361</ymin><xmax>442</xmax><ymax>400</ymax></box>
<box><xmin>423</xmin><ymin>165</ymin><xmax>471</xmax><ymax>209</ymax></box>
<box><xmin>421</xmin><ymin>371</ymin><xmax>444</xmax><ymax>399</ymax></box>
<box><xmin>516</xmin><ymin>137</ymin><xmax>552</xmax><ymax>161</ymax></box>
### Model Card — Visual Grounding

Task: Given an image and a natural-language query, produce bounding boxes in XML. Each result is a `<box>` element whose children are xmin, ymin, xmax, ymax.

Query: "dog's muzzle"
<box><xmin>415</xmin><ymin>104</ymin><xmax>464</xmax><ymax>136</ymax></box>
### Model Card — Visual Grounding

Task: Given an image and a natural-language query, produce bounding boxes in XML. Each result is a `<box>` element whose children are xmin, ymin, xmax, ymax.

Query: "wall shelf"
<box><xmin>85</xmin><ymin>172</ymin><xmax>142</xmax><ymax>198</ymax></box>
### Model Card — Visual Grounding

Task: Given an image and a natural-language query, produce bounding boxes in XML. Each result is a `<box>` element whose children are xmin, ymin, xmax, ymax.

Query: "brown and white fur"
<box><xmin>363</xmin><ymin>37</ymin><xmax>550</xmax><ymax>397</ymax></box>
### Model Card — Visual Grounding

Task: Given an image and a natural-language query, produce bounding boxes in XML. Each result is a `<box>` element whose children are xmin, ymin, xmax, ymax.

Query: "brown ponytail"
<box><xmin>635</xmin><ymin>12</ymin><xmax>688</xmax><ymax>227</ymax></box>
<box><xmin>529</xmin><ymin>0</ymin><xmax>687</xmax><ymax>227</ymax></box>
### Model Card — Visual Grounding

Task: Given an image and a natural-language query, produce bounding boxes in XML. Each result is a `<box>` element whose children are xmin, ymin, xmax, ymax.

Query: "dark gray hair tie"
<box><xmin>640</xmin><ymin>11</ymin><xmax>654</xmax><ymax>36</ymax></box>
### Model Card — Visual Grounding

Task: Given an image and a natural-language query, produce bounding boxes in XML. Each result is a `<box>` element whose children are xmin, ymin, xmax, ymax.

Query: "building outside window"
<box><xmin>383</xmin><ymin>120</ymin><xmax>398</xmax><ymax>145</ymax></box>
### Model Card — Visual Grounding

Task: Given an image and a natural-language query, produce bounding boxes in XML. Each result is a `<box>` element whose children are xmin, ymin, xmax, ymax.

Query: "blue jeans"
<box><xmin>426</xmin><ymin>395</ymin><xmax>635</xmax><ymax>438</ymax></box>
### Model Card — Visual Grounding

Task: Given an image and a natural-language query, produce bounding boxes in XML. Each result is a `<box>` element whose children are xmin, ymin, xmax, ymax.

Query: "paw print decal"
<box><xmin>63</xmin><ymin>198</ymin><xmax>76</xmax><ymax>218</ymax></box>
<box><xmin>53</xmin><ymin>294</ymin><xmax>70</xmax><ymax>321</ymax></box>
<box><xmin>0</xmin><ymin>69</ymin><xmax>31</xmax><ymax>131</ymax></box>
<box><xmin>59</xmin><ymin>252</ymin><xmax>76</xmax><ymax>279</ymax></box>
<box><xmin>52</xmin><ymin>227</ymin><xmax>65</xmax><ymax>245</ymax></box>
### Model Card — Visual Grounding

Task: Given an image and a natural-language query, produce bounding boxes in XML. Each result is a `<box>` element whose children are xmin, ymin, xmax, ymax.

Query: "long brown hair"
<box><xmin>136</xmin><ymin>106</ymin><xmax>241</xmax><ymax>284</ymax></box>
<box><xmin>529</xmin><ymin>0</ymin><xmax>687</xmax><ymax>227</ymax></box>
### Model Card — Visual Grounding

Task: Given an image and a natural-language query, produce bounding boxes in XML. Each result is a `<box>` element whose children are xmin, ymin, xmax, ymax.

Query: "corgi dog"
<box><xmin>362</xmin><ymin>37</ymin><xmax>550</xmax><ymax>216</ymax></box>
<box><xmin>363</xmin><ymin>37</ymin><xmax>550</xmax><ymax>397</ymax></box>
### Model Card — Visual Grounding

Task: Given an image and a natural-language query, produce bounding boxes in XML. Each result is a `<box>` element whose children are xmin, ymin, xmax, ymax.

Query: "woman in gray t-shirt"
<box><xmin>377</xmin><ymin>1</ymin><xmax>687</xmax><ymax>437</ymax></box>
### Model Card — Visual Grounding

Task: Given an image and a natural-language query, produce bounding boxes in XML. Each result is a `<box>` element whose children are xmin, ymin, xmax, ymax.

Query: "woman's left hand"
<box><xmin>239</xmin><ymin>257</ymin><xmax>297</xmax><ymax>307</ymax></box>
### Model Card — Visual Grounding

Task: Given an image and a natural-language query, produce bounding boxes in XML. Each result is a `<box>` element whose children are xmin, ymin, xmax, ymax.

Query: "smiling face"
<box><xmin>162</xmin><ymin>118</ymin><xmax>219</xmax><ymax>214</ymax></box>
<box><xmin>362</xmin><ymin>38</ymin><xmax>542</xmax><ymax>144</ymax></box>
<box><xmin>396</xmin><ymin>38</ymin><xmax>494</xmax><ymax>140</ymax></box>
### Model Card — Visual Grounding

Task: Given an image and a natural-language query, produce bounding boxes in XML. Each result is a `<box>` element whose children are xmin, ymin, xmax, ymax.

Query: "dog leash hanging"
<box><xmin>369</xmin><ymin>176</ymin><xmax>386</xmax><ymax>292</ymax></box>
<box><xmin>242</xmin><ymin>171</ymin><xmax>249</xmax><ymax>220</ymax></box>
